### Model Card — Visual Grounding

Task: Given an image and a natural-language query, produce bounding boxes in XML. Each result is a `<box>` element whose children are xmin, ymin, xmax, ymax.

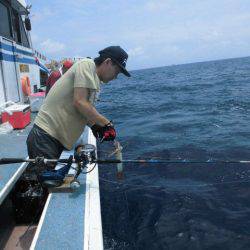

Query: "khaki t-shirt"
<box><xmin>35</xmin><ymin>58</ymin><xmax>101</xmax><ymax>150</ymax></box>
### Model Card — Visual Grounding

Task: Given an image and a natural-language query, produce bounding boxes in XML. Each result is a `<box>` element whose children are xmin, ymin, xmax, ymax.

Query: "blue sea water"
<box><xmin>97</xmin><ymin>56</ymin><xmax>250</xmax><ymax>250</ymax></box>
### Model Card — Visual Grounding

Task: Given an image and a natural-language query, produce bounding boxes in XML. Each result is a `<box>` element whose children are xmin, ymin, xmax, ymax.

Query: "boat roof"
<box><xmin>12</xmin><ymin>0</ymin><xmax>28</xmax><ymax>14</ymax></box>
<box><xmin>17</xmin><ymin>0</ymin><xmax>26</xmax><ymax>8</ymax></box>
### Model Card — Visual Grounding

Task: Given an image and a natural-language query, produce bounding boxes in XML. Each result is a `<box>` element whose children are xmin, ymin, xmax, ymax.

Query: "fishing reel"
<box><xmin>74</xmin><ymin>144</ymin><xmax>96</xmax><ymax>165</ymax></box>
<box><xmin>37</xmin><ymin>144</ymin><xmax>97</xmax><ymax>189</ymax></box>
<box><xmin>70</xmin><ymin>144</ymin><xmax>97</xmax><ymax>190</ymax></box>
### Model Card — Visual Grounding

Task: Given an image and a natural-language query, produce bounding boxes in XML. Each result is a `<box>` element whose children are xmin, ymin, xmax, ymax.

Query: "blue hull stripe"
<box><xmin>19</xmin><ymin>57</ymin><xmax>36</xmax><ymax>64</ymax></box>
<box><xmin>0</xmin><ymin>42</ymin><xmax>34</xmax><ymax>57</ymax></box>
<box><xmin>0</xmin><ymin>51</ymin><xmax>49</xmax><ymax>73</ymax></box>
<box><xmin>0</xmin><ymin>51</ymin><xmax>36</xmax><ymax>64</ymax></box>
<box><xmin>16</xmin><ymin>48</ymin><xmax>34</xmax><ymax>57</ymax></box>
<box><xmin>0</xmin><ymin>53</ymin><xmax>16</xmax><ymax>62</ymax></box>
<box><xmin>0</xmin><ymin>43</ymin><xmax>15</xmax><ymax>52</ymax></box>
<box><xmin>0</xmin><ymin>41</ymin><xmax>49</xmax><ymax>73</ymax></box>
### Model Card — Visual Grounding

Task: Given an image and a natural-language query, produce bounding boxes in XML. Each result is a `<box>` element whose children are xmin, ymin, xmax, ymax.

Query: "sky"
<box><xmin>27</xmin><ymin>0</ymin><xmax>250</xmax><ymax>70</ymax></box>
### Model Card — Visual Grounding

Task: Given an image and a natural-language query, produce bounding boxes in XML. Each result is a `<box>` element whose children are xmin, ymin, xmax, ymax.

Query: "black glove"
<box><xmin>91</xmin><ymin>122</ymin><xmax>116</xmax><ymax>142</ymax></box>
<box><xmin>91</xmin><ymin>124</ymin><xmax>103</xmax><ymax>139</ymax></box>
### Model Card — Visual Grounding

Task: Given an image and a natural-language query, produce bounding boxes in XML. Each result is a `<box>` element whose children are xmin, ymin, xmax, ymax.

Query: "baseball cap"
<box><xmin>99</xmin><ymin>46</ymin><xmax>131</xmax><ymax>77</ymax></box>
<box><xmin>63</xmin><ymin>60</ymin><xmax>73</xmax><ymax>69</ymax></box>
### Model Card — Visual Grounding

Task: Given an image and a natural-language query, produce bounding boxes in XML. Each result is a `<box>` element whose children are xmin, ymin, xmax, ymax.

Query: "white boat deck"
<box><xmin>0</xmin><ymin>121</ymin><xmax>33</xmax><ymax>205</ymax></box>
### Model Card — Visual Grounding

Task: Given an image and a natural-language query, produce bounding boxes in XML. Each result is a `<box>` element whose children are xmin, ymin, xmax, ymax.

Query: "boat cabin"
<box><xmin>0</xmin><ymin>0</ymin><xmax>48</xmax><ymax>107</ymax></box>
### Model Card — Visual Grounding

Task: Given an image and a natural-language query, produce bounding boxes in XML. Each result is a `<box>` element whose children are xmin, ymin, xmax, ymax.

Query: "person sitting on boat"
<box><xmin>26</xmin><ymin>46</ymin><xmax>130</xmax><ymax>171</ymax></box>
<box><xmin>45</xmin><ymin>60</ymin><xmax>74</xmax><ymax>95</ymax></box>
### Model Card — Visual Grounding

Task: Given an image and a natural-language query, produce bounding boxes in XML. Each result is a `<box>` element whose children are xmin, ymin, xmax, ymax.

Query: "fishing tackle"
<box><xmin>1</xmin><ymin>143</ymin><xmax>250</xmax><ymax>189</ymax></box>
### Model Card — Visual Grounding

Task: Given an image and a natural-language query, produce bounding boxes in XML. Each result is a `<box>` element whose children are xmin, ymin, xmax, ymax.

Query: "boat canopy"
<box><xmin>12</xmin><ymin>0</ymin><xmax>28</xmax><ymax>15</ymax></box>
<box><xmin>38</xmin><ymin>62</ymin><xmax>50</xmax><ymax>74</ymax></box>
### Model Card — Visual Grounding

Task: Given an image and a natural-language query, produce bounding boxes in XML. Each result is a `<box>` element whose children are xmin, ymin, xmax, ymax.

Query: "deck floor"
<box><xmin>0</xmin><ymin>113</ymin><xmax>36</xmax><ymax>193</ymax></box>
<box><xmin>0</xmin><ymin>113</ymin><xmax>37</xmax><ymax>250</ymax></box>
<box><xmin>0</xmin><ymin>197</ymin><xmax>37</xmax><ymax>250</ymax></box>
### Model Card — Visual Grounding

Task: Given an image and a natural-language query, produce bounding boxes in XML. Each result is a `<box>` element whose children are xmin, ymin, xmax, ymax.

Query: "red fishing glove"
<box><xmin>91</xmin><ymin>122</ymin><xmax>116</xmax><ymax>142</ymax></box>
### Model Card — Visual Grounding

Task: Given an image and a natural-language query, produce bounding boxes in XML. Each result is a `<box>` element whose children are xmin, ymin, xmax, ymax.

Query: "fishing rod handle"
<box><xmin>0</xmin><ymin>157</ymin><xmax>68</xmax><ymax>165</ymax></box>
<box><xmin>0</xmin><ymin>158</ymin><xmax>32</xmax><ymax>165</ymax></box>
<box><xmin>96</xmin><ymin>159</ymin><xmax>121</xmax><ymax>164</ymax></box>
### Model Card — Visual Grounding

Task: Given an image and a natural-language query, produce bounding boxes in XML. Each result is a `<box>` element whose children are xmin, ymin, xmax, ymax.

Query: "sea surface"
<box><xmin>96</xmin><ymin>56</ymin><xmax>250</xmax><ymax>250</ymax></box>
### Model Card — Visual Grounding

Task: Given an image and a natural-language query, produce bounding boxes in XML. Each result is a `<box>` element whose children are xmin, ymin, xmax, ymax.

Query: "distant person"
<box><xmin>27</xmin><ymin>46</ymin><xmax>130</xmax><ymax>171</ymax></box>
<box><xmin>45</xmin><ymin>60</ymin><xmax>73</xmax><ymax>95</ymax></box>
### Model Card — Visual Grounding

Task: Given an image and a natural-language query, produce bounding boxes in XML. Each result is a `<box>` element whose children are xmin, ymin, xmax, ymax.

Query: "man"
<box><xmin>26</xmin><ymin>46</ymin><xmax>130</xmax><ymax>171</ymax></box>
<box><xmin>45</xmin><ymin>60</ymin><xmax>73</xmax><ymax>95</ymax></box>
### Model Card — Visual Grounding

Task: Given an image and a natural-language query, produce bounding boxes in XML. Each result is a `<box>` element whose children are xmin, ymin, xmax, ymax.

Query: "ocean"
<box><xmin>96</xmin><ymin>56</ymin><xmax>250</xmax><ymax>250</ymax></box>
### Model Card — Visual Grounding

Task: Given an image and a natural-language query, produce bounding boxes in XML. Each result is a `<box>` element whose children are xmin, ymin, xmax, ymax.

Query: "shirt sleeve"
<box><xmin>73</xmin><ymin>61</ymin><xmax>97</xmax><ymax>89</ymax></box>
<box><xmin>46</xmin><ymin>71</ymin><xmax>61</xmax><ymax>87</ymax></box>
<box><xmin>45</xmin><ymin>74</ymin><xmax>52</xmax><ymax>86</ymax></box>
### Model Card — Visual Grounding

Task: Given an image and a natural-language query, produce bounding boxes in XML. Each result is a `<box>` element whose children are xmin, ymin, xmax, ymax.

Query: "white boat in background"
<box><xmin>0</xmin><ymin>0</ymin><xmax>49</xmax><ymax>108</ymax></box>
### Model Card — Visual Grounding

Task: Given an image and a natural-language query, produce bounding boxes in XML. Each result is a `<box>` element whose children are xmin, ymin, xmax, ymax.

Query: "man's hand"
<box><xmin>91</xmin><ymin>122</ymin><xmax>116</xmax><ymax>142</ymax></box>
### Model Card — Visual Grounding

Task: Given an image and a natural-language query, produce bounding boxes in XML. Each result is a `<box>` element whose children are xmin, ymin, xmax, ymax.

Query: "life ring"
<box><xmin>21</xmin><ymin>76</ymin><xmax>31</xmax><ymax>96</ymax></box>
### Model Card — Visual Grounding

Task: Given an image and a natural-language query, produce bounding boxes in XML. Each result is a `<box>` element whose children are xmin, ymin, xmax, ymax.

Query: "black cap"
<box><xmin>99</xmin><ymin>46</ymin><xmax>131</xmax><ymax>77</ymax></box>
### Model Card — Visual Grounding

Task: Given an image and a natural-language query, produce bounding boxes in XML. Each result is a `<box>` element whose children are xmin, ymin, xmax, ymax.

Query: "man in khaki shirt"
<box><xmin>26</xmin><ymin>46</ymin><xmax>130</xmax><ymax>171</ymax></box>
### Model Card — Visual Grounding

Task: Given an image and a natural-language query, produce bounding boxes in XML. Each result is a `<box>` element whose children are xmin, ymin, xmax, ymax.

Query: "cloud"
<box><xmin>31</xmin><ymin>33</ymin><xmax>39</xmax><ymax>43</ymax></box>
<box><xmin>28</xmin><ymin>0</ymin><xmax>250</xmax><ymax>69</ymax></box>
<box><xmin>70</xmin><ymin>0</ymin><xmax>89</xmax><ymax>8</ymax></box>
<box><xmin>128</xmin><ymin>47</ymin><xmax>144</xmax><ymax>57</ymax></box>
<box><xmin>31</xmin><ymin>7</ymin><xmax>53</xmax><ymax>22</ymax></box>
<box><xmin>40</xmin><ymin>39</ymin><xmax>65</xmax><ymax>54</ymax></box>
<box><xmin>144</xmin><ymin>1</ymin><xmax>170</xmax><ymax>12</ymax></box>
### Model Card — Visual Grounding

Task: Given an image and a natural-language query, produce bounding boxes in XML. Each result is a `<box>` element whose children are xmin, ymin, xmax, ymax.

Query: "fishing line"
<box><xmin>123</xmin><ymin>189</ymin><xmax>136</xmax><ymax>248</ymax></box>
<box><xmin>99</xmin><ymin>177</ymin><xmax>250</xmax><ymax>189</ymax></box>
<box><xmin>82</xmin><ymin>163</ymin><xmax>97</xmax><ymax>174</ymax></box>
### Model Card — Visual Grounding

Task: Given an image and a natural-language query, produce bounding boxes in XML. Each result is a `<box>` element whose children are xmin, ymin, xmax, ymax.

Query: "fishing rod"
<box><xmin>96</xmin><ymin>159</ymin><xmax>250</xmax><ymax>164</ymax></box>
<box><xmin>1</xmin><ymin>158</ymin><xmax>250</xmax><ymax>166</ymax></box>
<box><xmin>0</xmin><ymin>157</ymin><xmax>71</xmax><ymax>165</ymax></box>
<box><xmin>1</xmin><ymin>143</ymin><xmax>250</xmax><ymax>189</ymax></box>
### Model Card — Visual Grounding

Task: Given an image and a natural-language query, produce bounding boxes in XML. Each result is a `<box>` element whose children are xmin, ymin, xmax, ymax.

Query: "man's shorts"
<box><xmin>26</xmin><ymin>124</ymin><xmax>65</xmax><ymax>172</ymax></box>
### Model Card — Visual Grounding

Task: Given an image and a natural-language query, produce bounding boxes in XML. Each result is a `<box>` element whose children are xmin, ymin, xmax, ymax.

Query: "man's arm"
<box><xmin>73</xmin><ymin>87</ymin><xmax>110</xmax><ymax>126</ymax></box>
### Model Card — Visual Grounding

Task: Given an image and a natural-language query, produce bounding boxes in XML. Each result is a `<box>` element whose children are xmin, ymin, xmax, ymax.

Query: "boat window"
<box><xmin>12</xmin><ymin>9</ymin><xmax>22</xmax><ymax>44</ymax></box>
<box><xmin>20</xmin><ymin>18</ymin><xmax>30</xmax><ymax>48</ymax></box>
<box><xmin>0</xmin><ymin>2</ymin><xmax>12</xmax><ymax>39</ymax></box>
